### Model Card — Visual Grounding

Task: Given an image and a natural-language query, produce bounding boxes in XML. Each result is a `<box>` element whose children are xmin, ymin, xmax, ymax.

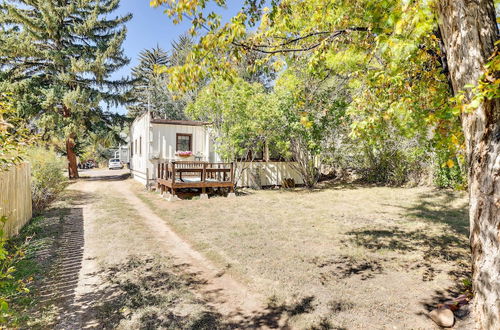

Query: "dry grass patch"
<box><xmin>78</xmin><ymin>188</ymin><xmax>226</xmax><ymax>329</ymax></box>
<box><xmin>136</xmin><ymin>182</ymin><xmax>470</xmax><ymax>329</ymax></box>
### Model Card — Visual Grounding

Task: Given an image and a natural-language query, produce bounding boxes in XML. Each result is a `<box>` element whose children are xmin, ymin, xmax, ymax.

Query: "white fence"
<box><xmin>0</xmin><ymin>163</ymin><xmax>32</xmax><ymax>237</ymax></box>
<box><xmin>236</xmin><ymin>161</ymin><xmax>304</xmax><ymax>188</ymax></box>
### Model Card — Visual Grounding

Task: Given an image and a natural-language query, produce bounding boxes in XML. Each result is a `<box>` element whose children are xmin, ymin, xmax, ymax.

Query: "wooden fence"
<box><xmin>0</xmin><ymin>163</ymin><xmax>32</xmax><ymax>238</ymax></box>
<box><xmin>236</xmin><ymin>161</ymin><xmax>304</xmax><ymax>188</ymax></box>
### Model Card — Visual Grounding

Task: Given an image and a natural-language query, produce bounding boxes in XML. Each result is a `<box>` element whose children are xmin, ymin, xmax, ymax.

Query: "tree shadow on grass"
<box><xmin>295</xmin><ymin>181</ymin><xmax>370</xmax><ymax>194</ymax></box>
<box><xmin>346</xmin><ymin>188</ymin><xmax>470</xmax><ymax>265</ymax></box>
<box><xmin>399</xmin><ymin>189</ymin><xmax>472</xmax><ymax>314</ymax></box>
<box><xmin>310</xmin><ymin>255</ymin><xmax>384</xmax><ymax>283</ymax></box>
<box><xmin>399</xmin><ymin>189</ymin><xmax>469</xmax><ymax>237</ymax></box>
<box><xmin>69</xmin><ymin>257</ymin><xmax>317</xmax><ymax>329</ymax></box>
<box><xmin>15</xmin><ymin>205</ymin><xmax>86</xmax><ymax>328</ymax></box>
<box><xmin>346</xmin><ymin>189</ymin><xmax>472</xmax><ymax>323</ymax></box>
<box><xmin>346</xmin><ymin>227</ymin><xmax>468</xmax><ymax>263</ymax></box>
<box><xmin>81</xmin><ymin>172</ymin><xmax>131</xmax><ymax>182</ymax></box>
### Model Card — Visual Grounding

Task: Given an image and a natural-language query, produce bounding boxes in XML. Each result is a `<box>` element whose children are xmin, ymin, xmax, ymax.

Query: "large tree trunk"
<box><xmin>66</xmin><ymin>133</ymin><xmax>79</xmax><ymax>179</ymax></box>
<box><xmin>437</xmin><ymin>0</ymin><xmax>499</xmax><ymax>328</ymax></box>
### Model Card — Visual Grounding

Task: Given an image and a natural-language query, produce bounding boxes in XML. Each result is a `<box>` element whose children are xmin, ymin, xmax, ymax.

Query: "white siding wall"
<box><xmin>129</xmin><ymin>113</ymin><xmax>151</xmax><ymax>185</ymax></box>
<box><xmin>151</xmin><ymin>124</ymin><xmax>210</xmax><ymax>161</ymax></box>
<box><xmin>129</xmin><ymin>115</ymin><xmax>213</xmax><ymax>186</ymax></box>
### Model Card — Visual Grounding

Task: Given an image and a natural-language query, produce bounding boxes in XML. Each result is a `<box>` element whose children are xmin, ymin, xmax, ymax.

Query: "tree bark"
<box><xmin>437</xmin><ymin>1</ymin><xmax>499</xmax><ymax>328</ymax></box>
<box><xmin>66</xmin><ymin>133</ymin><xmax>79</xmax><ymax>179</ymax></box>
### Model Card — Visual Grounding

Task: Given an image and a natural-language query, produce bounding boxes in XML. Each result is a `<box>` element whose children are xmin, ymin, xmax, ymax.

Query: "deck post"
<box><xmin>170</xmin><ymin>162</ymin><xmax>179</xmax><ymax>200</ymax></box>
<box><xmin>157</xmin><ymin>164</ymin><xmax>160</xmax><ymax>190</ymax></box>
<box><xmin>171</xmin><ymin>162</ymin><xmax>176</xmax><ymax>185</ymax></box>
<box><xmin>201</xmin><ymin>163</ymin><xmax>207</xmax><ymax>198</ymax></box>
<box><xmin>202</xmin><ymin>162</ymin><xmax>207</xmax><ymax>182</ymax></box>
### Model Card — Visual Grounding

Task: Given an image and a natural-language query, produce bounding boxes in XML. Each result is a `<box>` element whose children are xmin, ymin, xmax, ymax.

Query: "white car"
<box><xmin>108</xmin><ymin>158</ymin><xmax>123</xmax><ymax>170</ymax></box>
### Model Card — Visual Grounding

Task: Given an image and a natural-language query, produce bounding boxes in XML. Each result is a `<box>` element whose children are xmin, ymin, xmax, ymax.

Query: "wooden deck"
<box><xmin>156</xmin><ymin>161</ymin><xmax>235</xmax><ymax>200</ymax></box>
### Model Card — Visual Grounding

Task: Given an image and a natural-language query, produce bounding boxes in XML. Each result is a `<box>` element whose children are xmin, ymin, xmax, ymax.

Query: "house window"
<box><xmin>139</xmin><ymin>136</ymin><xmax>142</xmax><ymax>155</ymax></box>
<box><xmin>176</xmin><ymin>133</ymin><xmax>192</xmax><ymax>151</ymax></box>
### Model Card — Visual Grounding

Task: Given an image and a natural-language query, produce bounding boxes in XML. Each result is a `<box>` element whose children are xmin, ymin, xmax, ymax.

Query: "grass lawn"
<box><xmin>3</xmin><ymin>184</ymin><xmax>225</xmax><ymax>328</ymax></box>
<box><xmin>136</xmin><ymin>182</ymin><xmax>470</xmax><ymax>329</ymax></box>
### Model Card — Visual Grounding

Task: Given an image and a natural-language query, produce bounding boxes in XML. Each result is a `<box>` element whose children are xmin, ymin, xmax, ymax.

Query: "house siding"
<box><xmin>151</xmin><ymin>124</ymin><xmax>210</xmax><ymax>161</ymax></box>
<box><xmin>129</xmin><ymin>113</ymin><xmax>152</xmax><ymax>185</ymax></box>
<box><xmin>129</xmin><ymin>113</ymin><xmax>214</xmax><ymax>186</ymax></box>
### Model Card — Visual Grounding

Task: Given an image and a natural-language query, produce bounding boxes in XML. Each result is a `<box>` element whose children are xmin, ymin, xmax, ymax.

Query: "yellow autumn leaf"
<box><xmin>300</xmin><ymin>116</ymin><xmax>313</xmax><ymax>128</ymax></box>
<box><xmin>446</xmin><ymin>159</ymin><xmax>455</xmax><ymax>168</ymax></box>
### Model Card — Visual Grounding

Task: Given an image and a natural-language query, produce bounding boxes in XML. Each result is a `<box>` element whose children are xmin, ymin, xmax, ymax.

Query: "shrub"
<box><xmin>344</xmin><ymin>134</ymin><xmax>429</xmax><ymax>187</ymax></box>
<box><xmin>434</xmin><ymin>154</ymin><xmax>467</xmax><ymax>189</ymax></box>
<box><xmin>26</xmin><ymin>147</ymin><xmax>67</xmax><ymax>213</ymax></box>
<box><xmin>0</xmin><ymin>216</ymin><xmax>29</xmax><ymax>325</ymax></box>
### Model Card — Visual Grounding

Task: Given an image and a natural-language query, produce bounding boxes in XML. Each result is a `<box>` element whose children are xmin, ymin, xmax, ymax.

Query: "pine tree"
<box><xmin>0</xmin><ymin>0</ymin><xmax>132</xmax><ymax>178</ymax></box>
<box><xmin>127</xmin><ymin>46</ymin><xmax>170</xmax><ymax>118</ymax></box>
<box><xmin>169</xmin><ymin>34</ymin><xmax>194</xmax><ymax>67</ymax></box>
<box><xmin>127</xmin><ymin>36</ymin><xmax>194</xmax><ymax>120</ymax></box>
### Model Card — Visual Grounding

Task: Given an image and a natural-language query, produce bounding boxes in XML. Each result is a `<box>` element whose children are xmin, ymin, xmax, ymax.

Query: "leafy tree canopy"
<box><xmin>0</xmin><ymin>0</ymin><xmax>132</xmax><ymax>177</ymax></box>
<box><xmin>153</xmin><ymin>0</ymin><xmax>463</xmax><ymax>168</ymax></box>
<box><xmin>0</xmin><ymin>94</ymin><xmax>34</xmax><ymax>169</ymax></box>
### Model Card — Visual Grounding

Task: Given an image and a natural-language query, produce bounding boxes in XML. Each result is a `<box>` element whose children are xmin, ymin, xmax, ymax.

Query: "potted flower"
<box><xmin>176</xmin><ymin>151</ymin><xmax>192</xmax><ymax>158</ymax></box>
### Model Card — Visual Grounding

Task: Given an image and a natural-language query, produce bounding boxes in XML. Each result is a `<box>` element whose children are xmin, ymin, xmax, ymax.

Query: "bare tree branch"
<box><xmin>231</xmin><ymin>27</ymin><xmax>370</xmax><ymax>54</ymax></box>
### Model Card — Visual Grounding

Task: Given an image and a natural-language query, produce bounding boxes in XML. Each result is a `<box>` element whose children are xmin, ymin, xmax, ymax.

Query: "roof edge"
<box><xmin>150</xmin><ymin>119</ymin><xmax>209</xmax><ymax>126</ymax></box>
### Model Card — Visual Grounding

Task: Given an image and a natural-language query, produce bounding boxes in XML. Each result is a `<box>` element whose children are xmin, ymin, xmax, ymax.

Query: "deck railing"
<box><xmin>156</xmin><ymin>161</ymin><xmax>235</xmax><ymax>198</ymax></box>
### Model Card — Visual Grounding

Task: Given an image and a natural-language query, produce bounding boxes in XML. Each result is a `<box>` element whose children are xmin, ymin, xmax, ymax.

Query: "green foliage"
<box><xmin>434</xmin><ymin>153</ymin><xmax>467</xmax><ymax>189</ymax></box>
<box><xmin>188</xmin><ymin>62</ymin><xmax>349</xmax><ymax>187</ymax></box>
<box><xmin>353</xmin><ymin>135</ymin><xmax>428</xmax><ymax>186</ymax></box>
<box><xmin>0</xmin><ymin>96</ymin><xmax>34</xmax><ymax>324</ymax></box>
<box><xmin>156</xmin><ymin>0</ymin><xmax>467</xmax><ymax>188</ymax></box>
<box><xmin>128</xmin><ymin>46</ymin><xmax>171</xmax><ymax>118</ymax></box>
<box><xmin>26</xmin><ymin>147</ymin><xmax>67</xmax><ymax>214</ymax></box>
<box><xmin>272</xmin><ymin>65</ymin><xmax>350</xmax><ymax>187</ymax></box>
<box><xmin>0</xmin><ymin>216</ymin><xmax>30</xmax><ymax>325</ymax></box>
<box><xmin>453</xmin><ymin>40</ymin><xmax>500</xmax><ymax>113</ymax></box>
<box><xmin>128</xmin><ymin>36</ymin><xmax>196</xmax><ymax>119</ymax></box>
<box><xmin>0</xmin><ymin>94</ymin><xmax>34</xmax><ymax>169</ymax></box>
<box><xmin>188</xmin><ymin>77</ymin><xmax>274</xmax><ymax>161</ymax></box>
<box><xmin>0</xmin><ymin>0</ymin><xmax>132</xmax><ymax>174</ymax></box>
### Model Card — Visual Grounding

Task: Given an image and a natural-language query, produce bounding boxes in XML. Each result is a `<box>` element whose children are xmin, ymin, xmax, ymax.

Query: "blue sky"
<box><xmin>108</xmin><ymin>0</ymin><xmax>243</xmax><ymax>114</ymax></box>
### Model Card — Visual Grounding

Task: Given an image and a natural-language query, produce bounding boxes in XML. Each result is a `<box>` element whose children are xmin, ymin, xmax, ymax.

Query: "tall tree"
<box><xmin>155</xmin><ymin>0</ymin><xmax>499</xmax><ymax>326</ymax></box>
<box><xmin>127</xmin><ymin>46</ymin><xmax>170</xmax><ymax>118</ymax></box>
<box><xmin>437</xmin><ymin>1</ymin><xmax>499</xmax><ymax>328</ymax></box>
<box><xmin>0</xmin><ymin>0</ymin><xmax>131</xmax><ymax>178</ymax></box>
<box><xmin>169</xmin><ymin>34</ymin><xmax>194</xmax><ymax>67</ymax></box>
<box><xmin>127</xmin><ymin>36</ymin><xmax>194</xmax><ymax>119</ymax></box>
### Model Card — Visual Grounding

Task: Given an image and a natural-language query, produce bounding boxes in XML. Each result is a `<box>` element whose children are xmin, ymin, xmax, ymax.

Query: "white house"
<box><xmin>129</xmin><ymin>112</ymin><xmax>218</xmax><ymax>186</ymax></box>
<box><xmin>113</xmin><ymin>145</ymin><xmax>129</xmax><ymax>163</ymax></box>
<box><xmin>129</xmin><ymin>112</ymin><xmax>304</xmax><ymax>189</ymax></box>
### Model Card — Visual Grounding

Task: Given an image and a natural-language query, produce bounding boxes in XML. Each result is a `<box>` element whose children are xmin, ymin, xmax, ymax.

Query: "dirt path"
<box><xmin>116</xmin><ymin>181</ymin><xmax>265</xmax><ymax>316</ymax></box>
<box><xmin>53</xmin><ymin>170</ymin><xmax>272</xmax><ymax>329</ymax></box>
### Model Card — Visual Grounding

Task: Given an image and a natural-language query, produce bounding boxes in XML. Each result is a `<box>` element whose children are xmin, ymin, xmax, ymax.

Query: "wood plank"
<box><xmin>172</xmin><ymin>181</ymin><xmax>233</xmax><ymax>188</ymax></box>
